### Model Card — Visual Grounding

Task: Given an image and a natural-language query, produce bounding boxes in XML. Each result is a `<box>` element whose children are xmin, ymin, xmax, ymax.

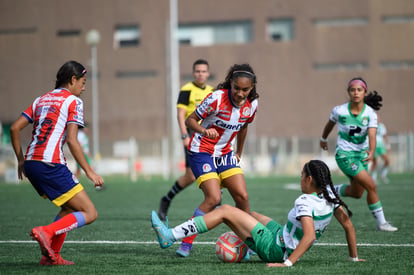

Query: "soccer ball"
<box><xmin>215</xmin><ymin>231</ymin><xmax>248</xmax><ymax>263</ymax></box>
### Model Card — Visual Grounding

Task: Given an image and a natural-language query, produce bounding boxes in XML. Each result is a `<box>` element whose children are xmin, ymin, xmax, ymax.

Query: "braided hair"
<box><xmin>347</xmin><ymin>77</ymin><xmax>383</xmax><ymax>111</ymax></box>
<box><xmin>215</xmin><ymin>63</ymin><xmax>259</xmax><ymax>102</ymax></box>
<box><xmin>304</xmin><ymin>160</ymin><xmax>353</xmax><ymax>218</ymax></box>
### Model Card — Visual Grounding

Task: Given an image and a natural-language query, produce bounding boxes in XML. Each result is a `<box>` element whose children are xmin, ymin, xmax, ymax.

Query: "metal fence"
<box><xmin>1</xmin><ymin>132</ymin><xmax>413</xmax><ymax>183</ymax></box>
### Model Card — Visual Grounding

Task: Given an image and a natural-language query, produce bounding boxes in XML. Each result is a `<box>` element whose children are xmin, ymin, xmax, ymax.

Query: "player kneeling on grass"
<box><xmin>152</xmin><ymin>160</ymin><xmax>365</xmax><ymax>267</ymax></box>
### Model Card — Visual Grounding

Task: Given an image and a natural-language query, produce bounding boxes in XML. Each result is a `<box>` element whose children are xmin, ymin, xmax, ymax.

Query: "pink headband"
<box><xmin>348</xmin><ymin>79</ymin><xmax>367</xmax><ymax>90</ymax></box>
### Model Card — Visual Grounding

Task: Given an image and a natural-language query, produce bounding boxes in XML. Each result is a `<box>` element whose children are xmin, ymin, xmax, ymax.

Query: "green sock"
<box><xmin>193</xmin><ymin>216</ymin><xmax>208</xmax><ymax>233</ymax></box>
<box><xmin>340</xmin><ymin>184</ymin><xmax>348</xmax><ymax>197</ymax></box>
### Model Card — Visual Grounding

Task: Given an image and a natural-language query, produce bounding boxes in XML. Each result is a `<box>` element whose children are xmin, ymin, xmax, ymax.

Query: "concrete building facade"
<box><xmin>1</xmin><ymin>0</ymin><xmax>413</xmax><ymax>156</ymax></box>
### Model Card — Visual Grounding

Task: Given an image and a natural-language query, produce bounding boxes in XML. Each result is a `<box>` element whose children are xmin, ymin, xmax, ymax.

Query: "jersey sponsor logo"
<box><xmin>202</xmin><ymin>163</ymin><xmax>212</xmax><ymax>172</ymax></box>
<box><xmin>48</xmin><ymin>106</ymin><xmax>57</xmax><ymax>114</ymax></box>
<box><xmin>217</xmin><ymin>108</ymin><xmax>232</xmax><ymax>120</ymax></box>
<box><xmin>214</xmin><ymin>153</ymin><xmax>240</xmax><ymax>168</ymax></box>
<box><xmin>206</xmin><ymin>106</ymin><xmax>215</xmax><ymax>115</ymax></box>
<box><xmin>217</xmin><ymin>112</ymin><xmax>231</xmax><ymax>120</ymax></box>
<box><xmin>42</xmin><ymin>94</ymin><xmax>66</xmax><ymax>102</ymax></box>
<box><xmin>35</xmin><ymin>106</ymin><xmax>43</xmax><ymax>116</ymax></box>
<box><xmin>215</xmin><ymin>120</ymin><xmax>243</xmax><ymax>131</ymax></box>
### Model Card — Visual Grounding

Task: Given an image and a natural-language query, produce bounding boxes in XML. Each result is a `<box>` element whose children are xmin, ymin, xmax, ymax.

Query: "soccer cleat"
<box><xmin>39</xmin><ymin>255</ymin><xmax>74</xmax><ymax>266</ymax></box>
<box><xmin>381</xmin><ymin>176</ymin><xmax>390</xmax><ymax>184</ymax></box>
<box><xmin>333</xmin><ymin>184</ymin><xmax>343</xmax><ymax>196</ymax></box>
<box><xmin>30</xmin><ymin>226</ymin><xmax>56</xmax><ymax>263</ymax></box>
<box><xmin>176</xmin><ymin>242</ymin><xmax>192</xmax><ymax>257</ymax></box>
<box><xmin>158</xmin><ymin>198</ymin><xmax>171</xmax><ymax>221</ymax></box>
<box><xmin>377</xmin><ymin>222</ymin><xmax>398</xmax><ymax>232</ymax></box>
<box><xmin>242</xmin><ymin>248</ymin><xmax>257</xmax><ymax>261</ymax></box>
<box><xmin>151</xmin><ymin>210</ymin><xmax>175</xmax><ymax>248</ymax></box>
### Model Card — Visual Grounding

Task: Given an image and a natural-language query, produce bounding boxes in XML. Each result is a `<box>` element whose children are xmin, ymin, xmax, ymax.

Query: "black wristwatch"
<box><xmin>181</xmin><ymin>134</ymin><xmax>189</xmax><ymax>140</ymax></box>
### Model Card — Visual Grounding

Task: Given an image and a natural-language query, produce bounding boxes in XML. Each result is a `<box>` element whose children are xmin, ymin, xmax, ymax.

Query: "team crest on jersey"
<box><xmin>362</xmin><ymin>117</ymin><xmax>368</xmax><ymax>126</ymax></box>
<box><xmin>351</xmin><ymin>163</ymin><xmax>358</xmax><ymax>171</ymax></box>
<box><xmin>242</xmin><ymin>107</ymin><xmax>251</xmax><ymax>116</ymax></box>
<box><xmin>202</xmin><ymin>163</ymin><xmax>212</xmax><ymax>173</ymax></box>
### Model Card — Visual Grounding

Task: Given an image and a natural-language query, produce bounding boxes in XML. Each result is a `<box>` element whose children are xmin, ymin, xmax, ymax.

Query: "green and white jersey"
<box><xmin>77</xmin><ymin>130</ymin><xmax>90</xmax><ymax>154</ymax></box>
<box><xmin>376</xmin><ymin>122</ymin><xmax>387</xmax><ymax>148</ymax></box>
<box><xmin>282</xmin><ymin>189</ymin><xmax>339</xmax><ymax>253</ymax></box>
<box><xmin>329</xmin><ymin>102</ymin><xmax>377</xmax><ymax>153</ymax></box>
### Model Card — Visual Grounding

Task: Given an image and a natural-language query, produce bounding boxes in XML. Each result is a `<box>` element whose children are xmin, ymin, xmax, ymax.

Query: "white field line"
<box><xmin>1</xmin><ymin>240</ymin><xmax>413</xmax><ymax>247</ymax></box>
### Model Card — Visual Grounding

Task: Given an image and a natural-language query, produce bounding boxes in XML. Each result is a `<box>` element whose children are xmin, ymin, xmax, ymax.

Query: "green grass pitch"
<box><xmin>0</xmin><ymin>172</ymin><xmax>413</xmax><ymax>274</ymax></box>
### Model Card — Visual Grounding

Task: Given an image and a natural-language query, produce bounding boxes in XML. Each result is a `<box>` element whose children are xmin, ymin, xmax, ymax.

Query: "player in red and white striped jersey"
<box><xmin>10</xmin><ymin>61</ymin><xmax>103</xmax><ymax>265</ymax></box>
<box><xmin>175</xmin><ymin>64</ymin><xmax>259</xmax><ymax>257</ymax></box>
<box><xmin>189</xmin><ymin>88</ymin><xmax>258</xmax><ymax>156</ymax></box>
<box><xmin>23</xmin><ymin>87</ymin><xmax>84</xmax><ymax>164</ymax></box>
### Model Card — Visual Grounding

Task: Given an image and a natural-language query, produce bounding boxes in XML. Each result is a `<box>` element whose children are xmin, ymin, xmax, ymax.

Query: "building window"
<box><xmin>178</xmin><ymin>21</ymin><xmax>252</xmax><ymax>46</ymax></box>
<box><xmin>267</xmin><ymin>18</ymin><xmax>294</xmax><ymax>41</ymax></box>
<box><xmin>57</xmin><ymin>29</ymin><xmax>81</xmax><ymax>37</ymax></box>
<box><xmin>116</xmin><ymin>70</ymin><xmax>157</xmax><ymax>79</ymax></box>
<box><xmin>382</xmin><ymin>15</ymin><xmax>414</xmax><ymax>24</ymax></box>
<box><xmin>181</xmin><ymin>74</ymin><xmax>216</xmax><ymax>84</ymax></box>
<box><xmin>0</xmin><ymin>27</ymin><xmax>37</xmax><ymax>35</ymax></box>
<box><xmin>114</xmin><ymin>24</ymin><xmax>140</xmax><ymax>48</ymax></box>
<box><xmin>314</xmin><ymin>62</ymin><xmax>368</xmax><ymax>71</ymax></box>
<box><xmin>313</xmin><ymin>17</ymin><xmax>368</xmax><ymax>26</ymax></box>
<box><xmin>380</xmin><ymin>60</ymin><xmax>414</xmax><ymax>69</ymax></box>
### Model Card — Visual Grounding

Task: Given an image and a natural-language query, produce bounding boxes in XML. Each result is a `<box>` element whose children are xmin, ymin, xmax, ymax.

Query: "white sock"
<box><xmin>372</xmin><ymin>171</ymin><xmax>378</xmax><ymax>181</ymax></box>
<box><xmin>370</xmin><ymin>206</ymin><xmax>387</xmax><ymax>225</ymax></box>
<box><xmin>381</xmin><ymin>167</ymin><xmax>388</xmax><ymax>178</ymax></box>
<box><xmin>334</xmin><ymin>184</ymin><xmax>347</xmax><ymax>196</ymax></box>
<box><xmin>171</xmin><ymin>219</ymin><xmax>199</xmax><ymax>240</ymax></box>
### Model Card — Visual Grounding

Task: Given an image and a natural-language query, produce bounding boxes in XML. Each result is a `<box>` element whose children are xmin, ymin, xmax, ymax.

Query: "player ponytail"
<box><xmin>304</xmin><ymin>160</ymin><xmax>353</xmax><ymax>218</ymax></box>
<box><xmin>364</xmin><ymin>90</ymin><xmax>383</xmax><ymax>111</ymax></box>
<box><xmin>215</xmin><ymin>64</ymin><xmax>259</xmax><ymax>102</ymax></box>
<box><xmin>55</xmin><ymin>61</ymin><xmax>87</xmax><ymax>89</ymax></box>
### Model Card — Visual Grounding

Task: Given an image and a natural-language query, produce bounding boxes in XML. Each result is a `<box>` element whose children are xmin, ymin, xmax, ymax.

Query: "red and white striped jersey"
<box><xmin>189</xmin><ymin>89</ymin><xmax>258</xmax><ymax>156</ymax></box>
<box><xmin>22</xmin><ymin>88</ymin><xmax>84</xmax><ymax>164</ymax></box>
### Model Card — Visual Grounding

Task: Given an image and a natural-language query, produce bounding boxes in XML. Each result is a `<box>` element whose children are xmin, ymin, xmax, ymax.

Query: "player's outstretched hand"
<box><xmin>86</xmin><ymin>171</ymin><xmax>104</xmax><ymax>188</ymax></box>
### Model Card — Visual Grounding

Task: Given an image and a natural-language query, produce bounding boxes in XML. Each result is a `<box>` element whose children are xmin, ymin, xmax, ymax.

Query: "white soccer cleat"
<box><xmin>377</xmin><ymin>222</ymin><xmax>398</xmax><ymax>232</ymax></box>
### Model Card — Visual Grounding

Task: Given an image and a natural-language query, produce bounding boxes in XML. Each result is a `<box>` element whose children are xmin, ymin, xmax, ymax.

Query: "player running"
<box><xmin>371</xmin><ymin>118</ymin><xmax>391</xmax><ymax>184</ymax></box>
<box><xmin>320</xmin><ymin>77</ymin><xmax>397</xmax><ymax>232</ymax></box>
<box><xmin>10</xmin><ymin>61</ymin><xmax>104</xmax><ymax>265</ymax></box>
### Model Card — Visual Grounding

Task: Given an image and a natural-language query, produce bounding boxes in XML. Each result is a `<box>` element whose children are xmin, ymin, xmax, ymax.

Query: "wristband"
<box><xmin>284</xmin><ymin>259</ymin><xmax>293</xmax><ymax>267</ymax></box>
<box><xmin>181</xmin><ymin>134</ymin><xmax>188</xmax><ymax>140</ymax></box>
<box><xmin>349</xmin><ymin>257</ymin><xmax>359</xmax><ymax>262</ymax></box>
<box><xmin>320</xmin><ymin>137</ymin><xmax>328</xmax><ymax>143</ymax></box>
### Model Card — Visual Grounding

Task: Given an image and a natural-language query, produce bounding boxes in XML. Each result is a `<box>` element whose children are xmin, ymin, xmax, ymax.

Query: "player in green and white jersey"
<box><xmin>320</xmin><ymin>77</ymin><xmax>397</xmax><ymax>232</ymax></box>
<box><xmin>371</xmin><ymin>120</ymin><xmax>391</xmax><ymax>184</ymax></box>
<box><xmin>151</xmin><ymin>160</ymin><xmax>364</xmax><ymax>267</ymax></box>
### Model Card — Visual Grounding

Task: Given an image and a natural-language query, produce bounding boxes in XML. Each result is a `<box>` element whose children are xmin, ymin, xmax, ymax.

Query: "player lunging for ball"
<box><xmin>152</xmin><ymin>160</ymin><xmax>365</xmax><ymax>267</ymax></box>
